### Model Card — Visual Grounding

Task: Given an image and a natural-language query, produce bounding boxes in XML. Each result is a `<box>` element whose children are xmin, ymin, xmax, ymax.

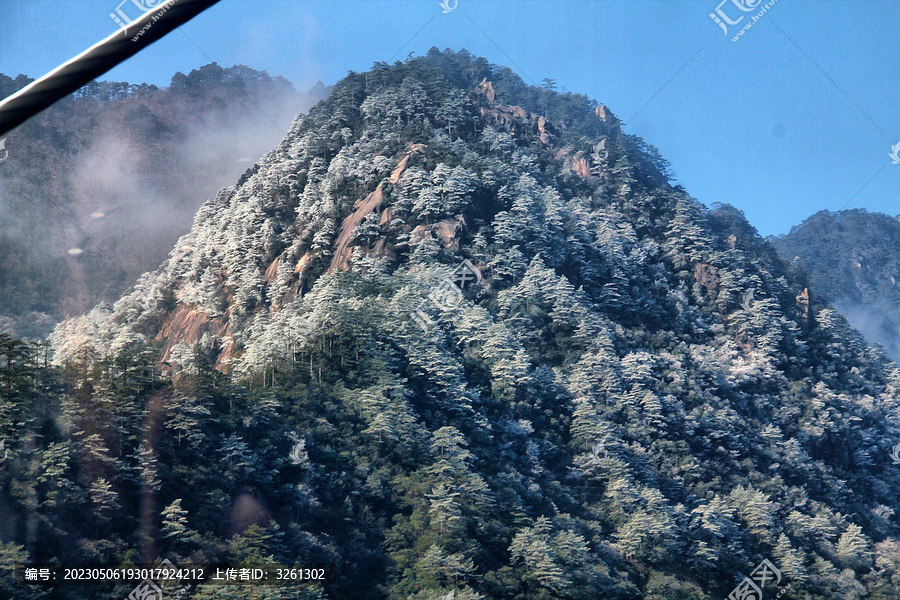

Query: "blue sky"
<box><xmin>1</xmin><ymin>0</ymin><xmax>897</xmax><ymax>236</ymax></box>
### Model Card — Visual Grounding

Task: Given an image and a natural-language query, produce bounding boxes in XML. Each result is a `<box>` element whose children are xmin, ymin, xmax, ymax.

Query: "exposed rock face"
<box><xmin>408</xmin><ymin>217</ymin><xmax>465</xmax><ymax>250</ymax></box>
<box><xmin>293</xmin><ymin>251</ymin><xmax>312</xmax><ymax>275</ymax></box>
<box><xmin>264</xmin><ymin>255</ymin><xmax>282</xmax><ymax>283</ymax></box>
<box><xmin>158</xmin><ymin>305</ymin><xmax>230</xmax><ymax>367</ymax></box>
<box><xmin>478</xmin><ymin>104</ymin><xmax>542</xmax><ymax>138</ymax></box>
<box><xmin>477</xmin><ymin>77</ymin><xmax>495</xmax><ymax>103</ymax></box>
<box><xmin>537</xmin><ymin>116</ymin><xmax>552</xmax><ymax>145</ymax></box>
<box><xmin>796</xmin><ymin>287</ymin><xmax>810</xmax><ymax>329</ymax></box>
<box><xmin>571</xmin><ymin>154</ymin><xmax>592</xmax><ymax>178</ymax></box>
<box><xmin>694</xmin><ymin>261</ymin><xmax>718</xmax><ymax>290</ymax></box>
<box><xmin>329</xmin><ymin>185</ymin><xmax>384</xmax><ymax>273</ymax></box>
<box><xmin>594</xmin><ymin>103</ymin><xmax>622</xmax><ymax>136</ymax></box>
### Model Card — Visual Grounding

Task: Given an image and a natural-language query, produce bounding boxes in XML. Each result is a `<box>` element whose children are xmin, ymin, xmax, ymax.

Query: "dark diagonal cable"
<box><xmin>0</xmin><ymin>0</ymin><xmax>222</xmax><ymax>136</ymax></box>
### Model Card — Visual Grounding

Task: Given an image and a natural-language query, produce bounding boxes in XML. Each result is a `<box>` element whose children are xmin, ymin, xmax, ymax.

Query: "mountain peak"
<box><xmin>46</xmin><ymin>49</ymin><xmax>900</xmax><ymax>598</ymax></box>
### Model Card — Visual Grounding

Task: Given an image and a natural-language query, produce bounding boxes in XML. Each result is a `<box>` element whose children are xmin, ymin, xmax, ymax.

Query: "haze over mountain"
<box><xmin>0</xmin><ymin>63</ymin><xmax>330</xmax><ymax>339</ymax></box>
<box><xmin>772</xmin><ymin>209</ymin><xmax>900</xmax><ymax>363</ymax></box>
<box><xmin>2</xmin><ymin>50</ymin><xmax>900</xmax><ymax>599</ymax></box>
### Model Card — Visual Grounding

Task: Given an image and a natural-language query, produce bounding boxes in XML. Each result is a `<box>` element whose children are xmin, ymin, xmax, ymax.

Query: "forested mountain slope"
<box><xmin>3</xmin><ymin>49</ymin><xmax>900</xmax><ymax>599</ymax></box>
<box><xmin>0</xmin><ymin>64</ymin><xmax>329</xmax><ymax>338</ymax></box>
<box><xmin>773</xmin><ymin>209</ymin><xmax>900</xmax><ymax>361</ymax></box>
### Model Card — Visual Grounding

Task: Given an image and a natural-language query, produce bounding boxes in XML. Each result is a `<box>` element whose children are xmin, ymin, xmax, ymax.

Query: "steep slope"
<box><xmin>0</xmin><ymin>64</ymin><xmax>330</xmax><ymax>338</ymax></box>
<box><xmin>42</xmin><ymin>49</ymin><xmax>900</xmax><ymax>599</ymax></box>
<box><xmin>773</xmin><ymin>209</ymin><xmax>900</xmax><ymax>361</ymax></box>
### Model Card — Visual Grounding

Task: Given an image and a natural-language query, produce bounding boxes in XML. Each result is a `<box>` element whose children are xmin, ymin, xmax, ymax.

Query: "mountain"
<box><xmin>3</xmin><ymin>49</ymin><xmax>900</xmax><ymax>599</ymax></box>
<box><xmin>0</xmin><ymin>63</ymin><xmax>330</xmax><ymax>339</ymax></box>
<box><xmin>772</xmin><ymin>209</ymin><xmax>900</xmax><ymax>361</ymax></box>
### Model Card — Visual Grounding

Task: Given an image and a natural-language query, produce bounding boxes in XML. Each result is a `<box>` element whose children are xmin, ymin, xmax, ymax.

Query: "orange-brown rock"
<box><xmin>329</xmin><ymin>185</ymin><xmax>384</xmax><ymax>273</ymax></box>
<box><xmin>537</xmin><ymin>116</ymin><xmax>552</xmax><ymax>146</ymax></box>
<box><xmin>158</xmin><ymin>306</ymin><xmax>230</xmax><ymax>366</ymax></box>
<box><xmin>294</xmin><ymin>251</ymin><xmax>312</xmax><ymax>275</ymax></box>
<box><xmin>594</xmin><ymin>104</ymin><xmax>622</xmax><ymax>136</ymax></box>
<box><xmin>264</xmin><ymin>251</ymin><xmax>313</xmax><ymax>308</ymax></box>
<box><xmin>510</xmin><ymin>105</ymin><xmax>529</xmax><ymax>120</ymax></box>
<box><xmin>694</xmin><ymin>262</ymin><xmax>718</xmax><ymax>290</ymax></box>
<box><xmin>479</xmin><ymin>107</ymin><xmax>515</xmax><ymax>132</ymax></box>
<box><xmin>478</xmin><ymin>78</ymin><xmax>495</xmax><ymax>103</ymax></box>
<box><xmin>327</xmin><ymin>145</ymin><xmax>429</xmax><ymax>274</ymax></box>
<box><xmin>434</xmin><ymin>216</ymin><xmax>466</xmax><ymax>251</ymax></box>
<box><xmin>796</xmin><ymin>288</ymin><xmax>810</xmax><ymax>330</ymax></box>
<box><xmin>264</xmin><ymin>254</ymin><xmax>281</xmax><ymax>284</ymax></box>
<box><xmin>410</xmin><ymin>224</ymin><xmax>432</xmax><ymax>245</ymax></box>
<box><xmin>572</xmin><ymin>155</ymin><xmax>592</xmax><ymax>178</ymax></box>
<box><xmin>478</xmin><ymin>104</ymin><xmax>542</xmax><ymax>139</ymax></box>
<box><xmin>406</xmin><ymin>217</ymin><xmax>466</xmax><ymax>252</ymax></box>
<box><xmin>390</xmin><ymin>145</ymin><xmax>425</xmax><ymax>184</ymax></box>
<box><xmin>390</xmin><ymin>154</ymin><xmax>411</xmax><ymax>184</ymax></box>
